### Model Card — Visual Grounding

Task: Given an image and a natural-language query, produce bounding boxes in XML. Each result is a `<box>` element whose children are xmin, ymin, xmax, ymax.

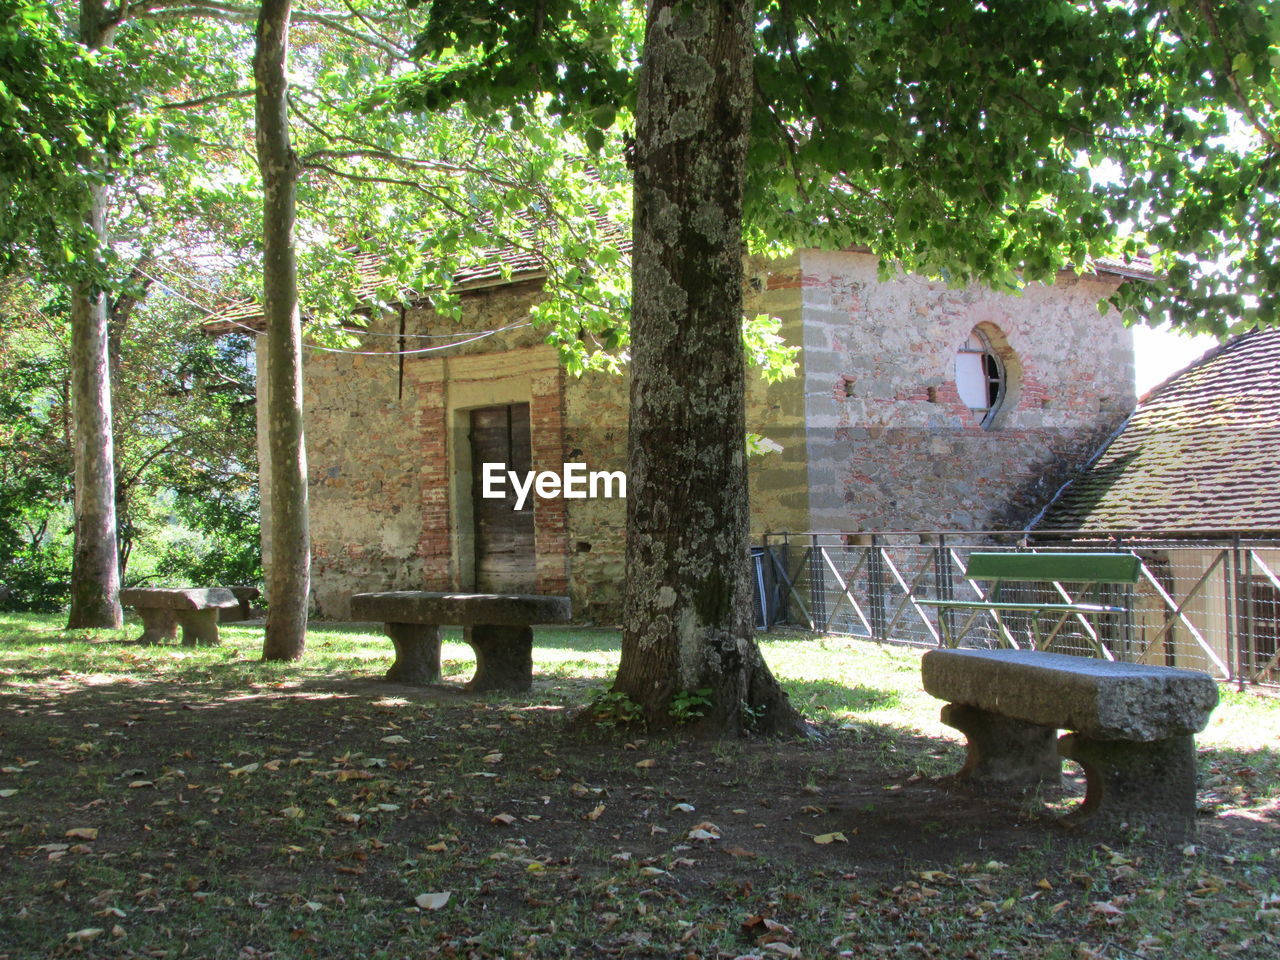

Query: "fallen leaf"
<box><xmin>381</xmin><ymin>735</ymin><xmax>409</xmax><ymax>744</ymax></box>
<box><xmin>425</xmin><ymin>842</ymin><xmax>448</xmax><ymax>852</ymax></box>
<box><xmin>813</xmin><ymin>832</ymin><xmax>847</xmax><ymax>845</ymax></box>
<box><xmin>414</xmin><ymin>892</ymin><xmax>451</xmax><ymax>910</ymax></box>
<box><xmin>228</xmin><ymin>763</ymin><xmax>258</xmax><ymax>777</ymax></box>
<box><xmin>280</xmin><ymin>806</ymin><xmax>304</xmax><ymax>819</ymax></box>
<box><xmin>635</xmin><ymin>758</ymin><xmax>657</xmax><ymax>769</ymax></box>
<box><xmin>490</xmin><ymin>813</ymin><xmax>517</xmax><ymax>826</ymax></box>
<box><xmin>0</xmin><ymin>789</ymin><xmax>16</xmax><ymax>798</ymax></box>
<box><xmin>482</xmin><ymin>752</ymin><xmax>503</xmax><ymax>764</ymax></box>
<box><xmin>66</xmin><ymin>928</ymin><xmax>104</xmax><ymax>942</ymax></box>
<box><xmin>127</xmin><ymin>780</ymin><xmax>154</xmax><ymax>789</ymax></box>
<box><xmin>585</xmin><ymin>804</ymin><xmax>606</xmax><ymax>822</ymax></box>
<box><xmin>672</xmin><ymin>803</ymin><xmax>696</xmax><ymax>813</ymax></box>
<box><xmin>65</xmin><ymin>828</ymin><xmax>98</xmax><ymax>841</ymax></box>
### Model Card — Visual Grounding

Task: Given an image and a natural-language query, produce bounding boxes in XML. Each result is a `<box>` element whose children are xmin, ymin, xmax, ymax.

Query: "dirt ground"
<box><xmin>2</xmin><ymin>667</ymin><xmax>1278</xmax><ymax>959</ymax></box>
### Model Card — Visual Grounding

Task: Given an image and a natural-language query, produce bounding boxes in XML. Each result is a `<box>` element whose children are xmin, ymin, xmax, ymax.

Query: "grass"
<box><xmin>1</xmin><ymin>611</ymin><xmax>1278</xmax><ymax>959</ymax></box>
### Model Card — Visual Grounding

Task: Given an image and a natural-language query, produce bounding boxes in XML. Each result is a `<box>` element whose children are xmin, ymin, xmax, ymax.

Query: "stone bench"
<box><xmin>119</xmin><ymin>587</ymin><xmax>243</xmax><ymax>646</ymax></box>
<box><xmin>921</xmin><ymin>648</ymin><xmax>1219</xmax><ymax>838</ymax></box>
<box><xmin>349</xmin><ymin>591</ymin><xmax>572</xmax><ymax>692</ymax></box>
<box><xmin>220</xmin><ymin>586</ymin><xmax>262</xmax><ymax>623</ymax></box>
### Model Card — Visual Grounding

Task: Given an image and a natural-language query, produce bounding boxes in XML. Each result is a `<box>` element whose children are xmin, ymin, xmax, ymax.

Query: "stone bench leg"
<box><xmin>1058</xmin><ymin>733</ymin><xmax>1198</xmax><ymax>839</ymax></box>
<box><xmin>383</xmin><ymin>623</ymin><xmax>441</xmax><ymax>684</ymax></box>
<box><xmin>941</xmin><ymin>703</ymin><xmax>1062</xmax><ymax>788</ymax></box>
<box><xmin>135</xmin><ymin>608</ymin><xmax>179</xmax><ymax>645</ymax></box>
<box><xmin>176</xmin><ymin>609</ymin><xmax>222</xmax><ymax>646</ymax></box>
<box><xmin>464</xmin><ymin>624</ymin><xmax>533</xmax><ymax>692</ymax></box>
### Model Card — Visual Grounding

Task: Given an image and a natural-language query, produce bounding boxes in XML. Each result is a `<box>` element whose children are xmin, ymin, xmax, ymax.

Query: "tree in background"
<box><xmin>405</xmin><ymin>0</ymin><xmax>1280</xmax><ymax>735</ymax></box>
<box><xmin>0</xmin><ymin>276</ymin><xmax>258</xmax><ymax>611</ymax></box>
<box><xmin>1</xmin><ymin>0</ymin><xmax>136</xmax><ymax>626</ymax></box>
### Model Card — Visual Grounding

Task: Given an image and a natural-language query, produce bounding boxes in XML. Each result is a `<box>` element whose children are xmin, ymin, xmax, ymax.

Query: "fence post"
<box><xmin>869</xmin><ymin>534</ymin><xmax>887</xmax><ymax>642</ymax></box>
<box><xmin>810</xmin><ymin>533</ymin><xmax>826</xmax><ymax>631</ymax></box>
<box><xmin>933</xmin><ymin>534</ymin><xmax>953</xmax><ymax>646</ymax></box>
<box><xmin>1228</xmin><ymin>536</ymin><xmax>1242</xmax><ymax>689</ymax></box>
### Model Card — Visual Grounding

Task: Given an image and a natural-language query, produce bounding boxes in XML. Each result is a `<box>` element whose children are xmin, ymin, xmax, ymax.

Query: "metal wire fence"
<box><xmin>755</xmin><ymin>531</ymin><xmax>1280</xmax><ymax>688</ymax></box>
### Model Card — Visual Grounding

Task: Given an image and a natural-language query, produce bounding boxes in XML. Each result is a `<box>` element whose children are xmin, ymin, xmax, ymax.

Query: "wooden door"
<box><xmin>469</xmin><ymin>404</ymin><xmax>536</xmax><ymax>592</ymax></box>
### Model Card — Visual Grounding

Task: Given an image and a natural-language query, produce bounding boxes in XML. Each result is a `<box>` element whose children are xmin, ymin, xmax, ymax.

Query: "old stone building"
<box><xmin>209</xmin><ymin>249</ymin><xmax>1143</xmax><ymax>623</ymax></box>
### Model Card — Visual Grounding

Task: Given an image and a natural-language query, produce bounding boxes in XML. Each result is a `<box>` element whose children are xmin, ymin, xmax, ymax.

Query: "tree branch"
<box><xmin>159</xmin><ymin>88</ymin><xmax>255</xmax><ymax>111</ymax></box>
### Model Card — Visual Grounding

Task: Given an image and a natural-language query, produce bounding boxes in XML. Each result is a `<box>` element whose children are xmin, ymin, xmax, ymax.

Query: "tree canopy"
<box><xmin>0</xmin><ymin>0</ymin><xmax>134</xmax><ymax>281</ymax></box>
<box><xmin>404</xmin><ymin>0</ymin><xmax>1280</xmax><ymax>335</ymax></box>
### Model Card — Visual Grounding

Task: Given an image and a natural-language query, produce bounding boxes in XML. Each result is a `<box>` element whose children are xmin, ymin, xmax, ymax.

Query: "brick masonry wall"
<box><xmin>797</xmin><ymin>250</ymin><xmax>1135</xmax><ymax>533</ymax></box>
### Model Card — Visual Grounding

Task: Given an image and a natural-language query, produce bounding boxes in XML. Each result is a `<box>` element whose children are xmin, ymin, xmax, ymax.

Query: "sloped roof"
<box><xmin>201</xmin><ymin>242</ymin><xmax>549</xmax><ymax>336</ymax></box>
<box><xmin>203</xmin><ymin>237</ymin><xmax>1150</xmax><ymax>336</ymax></box>
<box><xmin>1035</xmin><ymin>326</ymin><xmax>1280</xmax><ymax>534</ymax></box>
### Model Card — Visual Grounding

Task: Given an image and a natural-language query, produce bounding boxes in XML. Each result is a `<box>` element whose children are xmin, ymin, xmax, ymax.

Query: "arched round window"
<box><xmin>955</xmin><ymin>328</ymin><xmax>1006</xmax><ymax>428</ymax></box>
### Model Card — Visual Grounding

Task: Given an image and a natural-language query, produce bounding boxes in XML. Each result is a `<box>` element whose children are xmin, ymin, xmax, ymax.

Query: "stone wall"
<box><xmin>263</xmin><ymin>250</ymin><xmax>1135</xmax><ymax>623</ymax></box>
<box><xmin>280</xmin><ymin>279</ymin><xmax>810</xmax><ymax>622</ymax></box>
<box><xmin>795</xmin><ymin>250</ymin><xmax>1134</xmax><ymax>533</ymax></box>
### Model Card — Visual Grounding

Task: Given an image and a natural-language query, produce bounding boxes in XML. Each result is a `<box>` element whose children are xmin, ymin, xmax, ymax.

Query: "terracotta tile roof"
<box><xmin>1035</xmin><ymin>326</ymin><xmax>1280</xmax><ymax>535</ymax></box>
<box><xmin>1092</xmin><ymin>255</ymin><xmax>1155</xmax><ymax>280</ymax></box>
<box><xmin>201</xmin><ymin>237</ymin><xmax>553</xmax><ymax>335</ymax></box>
<box><xmin>204</xmin><ymin>238</ymin><xmax>1150</xmax><ymax>336</ymax></box>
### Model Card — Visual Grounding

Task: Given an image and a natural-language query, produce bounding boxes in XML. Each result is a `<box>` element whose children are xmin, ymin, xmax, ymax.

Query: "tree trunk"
<box><xmin>254</xmin><ymin>0</ymin><xmax>310</xmax><ymax>660</ymax></box>
<box><xmin>66</xmin><ymin>0</ymin><xmax>122</xmax><ymax>629</ymax></box>
<box><xmin>612</xmin><ymin>0</ymin><xmax>804</xmax><ymax>737</ymax></box>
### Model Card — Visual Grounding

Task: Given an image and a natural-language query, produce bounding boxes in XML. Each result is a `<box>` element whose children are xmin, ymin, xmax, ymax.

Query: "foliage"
<box><xmin>1105</xmin><ymin>0</ymin><xmax>1280</xmax><ymax>333</ymax></box>
<box><xmin>0</xmin><ymin>0</ymin><xmax>135</xmax><ymax>281</ymax></box>
<box><xmin>585</xmin><ymin>689</ymin><xmax>644</xmax><ymax>727</ymax></box>
<box><xmin>0</xmin><ymin>279</ymin><xmax>259</xmax><ymax>608</ymax></box>
<box><xmin>668</xmin><ymin>687</ymin><xmax>714</xmax><ymax>724</ymax></box>
<box><xmin>403</xmin><ymin>0</ymin><xmax>1280</xmax><ymax>336</ymax></box>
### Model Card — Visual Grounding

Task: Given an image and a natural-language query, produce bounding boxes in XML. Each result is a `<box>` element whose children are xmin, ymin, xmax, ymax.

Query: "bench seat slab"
<box><xmin>350</xmin><ymin>591</ymin><xmax>571</xmax><ymax>627</ymax></box>
<box><xmin>922</xmin><ymin>649</ymin><xmax>1218</xmax><ymax>741</ymax></box>
<box><xmin>120</xmin><ymin>587</ymin><xmax>240</xmax><ymax>612</ymax></box>
<box><xmin>384</xmin><ymin>623</ymin><xmax>442</xmax><ymax>684</ymax></box>
<box><xmin>1059</xmin><ymin>733</ymin><xmax>1198</xmax><ymax>839</ymax></box>
<box><xmin>940</xmin><ymin>703</ymin><xmax>1062</xmax><ymax>788</ymax></box>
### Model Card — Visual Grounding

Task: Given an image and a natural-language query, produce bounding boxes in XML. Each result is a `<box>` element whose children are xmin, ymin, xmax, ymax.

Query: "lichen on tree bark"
<box><xmin>612</xmin><ymin>0</ymin><xmax>805</xmax><ymax>737</ymax></box>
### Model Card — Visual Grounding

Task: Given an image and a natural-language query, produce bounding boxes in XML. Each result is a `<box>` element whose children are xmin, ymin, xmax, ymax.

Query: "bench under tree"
<box><xmin>350</xmin><ymin>591</ymin><xmax>572</xmax><ymax>692</ymax></box>
<box><xmin>923</xmin><ymin>648</ymin><xmax>1219</xmax><ymax>839</ymax></box>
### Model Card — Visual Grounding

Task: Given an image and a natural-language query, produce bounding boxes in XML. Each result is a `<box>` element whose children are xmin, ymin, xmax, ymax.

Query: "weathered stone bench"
<box><xmin>349</xmin><ymin>591</ymin><xmax>572</xmax><ymax>692</ymax></box>
<box><xmin>119</xmin><ymin>587</ymin><xmax>242</xmax><ymax>646</ymax></box>
<box><xmin>922</xmin><ymin>648</ymin><xmax>1219</xmax><ymax>838</ymax></box>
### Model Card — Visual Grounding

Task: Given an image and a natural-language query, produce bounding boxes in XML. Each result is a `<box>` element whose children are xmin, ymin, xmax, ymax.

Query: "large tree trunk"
<box><xmin>66</xmin><ymin>0</ymin><xmax>122</xmax><ymax>629</ymax></box>
<box><xmin>612</xmin><ymin>0</ymin><xmax>804</xmax><ymax>736</ymax></box>
<box><xmin>254</xmin><ymin>0</ymin><xmax>310</xmax><ymax>660</ymax></box>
